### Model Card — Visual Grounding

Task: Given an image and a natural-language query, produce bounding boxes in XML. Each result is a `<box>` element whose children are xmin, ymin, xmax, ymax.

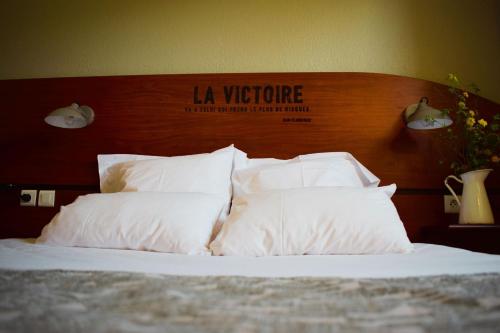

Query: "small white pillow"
<box><xmin>37</xmin><ymin>192</ymin><xmax>225</xmax><ymax>255</ymax></box>
<box><xmin>210</xmin><ymin>185</ymin><xmax>412</xmax><ymax>256</ymax></box>
<box><xmin>232</xmin><ymin>156</ymin><xmax>378</xmax><ymax>197</ymax></box>
<box><xmin>106</xmin><ymin>152</ymin><xmax>233</xmax><ymax>194</ymax></box>
<box><xmin>298</xmin><ymin>152</ymin><xmax>379</xmax><ymax>187</ymax></box>
<box><xmin>233</xmin><ymin>148</ymin><xmax>379</xmax><ymax>190</ymax></box>
<box><xmin>98</xmin><ymin>154</ymin><xmax>159</xmax><ymax>188</ymax></box>
<box><xmin>98</xmin><ymin>145</ymin><xmax>234</xmax><ymax>193</ymax></box>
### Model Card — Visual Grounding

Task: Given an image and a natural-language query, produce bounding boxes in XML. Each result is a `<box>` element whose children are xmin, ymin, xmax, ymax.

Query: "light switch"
<box><xmin>20</xmin><ymin>190</ymin><xmax>37</xmax><ymax>206</ymax></box>
<box><xmin>38</xmin><ymin>190</ymin><xmax>55</xmax><ymax>207</ymax></box>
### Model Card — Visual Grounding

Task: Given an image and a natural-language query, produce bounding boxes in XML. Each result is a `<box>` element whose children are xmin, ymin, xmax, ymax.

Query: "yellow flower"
<box><xmin>458</xmin><ymin>101</ymin><xmax>466</xmax><ymax>109</ymax></box>
<box><xmin>466</xmin><ymin>117</ymin><xmax>476</xmax><ymax>127</ymax></box>
<box><xmin>478</xmin><ymin>119</ymin><xmax>488</xmax><ymax>127</ymax></box>
<box><xmin>463</xmin><ymin>91</ymin><xmax>469</xmax><ymax>98</ymax></box>
<box><xmin>448</xmin><ymin>73</ymin><xmax>459</xmax><ymax>83</ymax></box>
<box><xmin>469</xmin><ymin>110</ymin><xmax>476</xmax><ymax>117</ymax></box>
<box><xmin>492</xmin><ymin>155</ymin><xmax>500</xmax><ymax>163</ymax></box>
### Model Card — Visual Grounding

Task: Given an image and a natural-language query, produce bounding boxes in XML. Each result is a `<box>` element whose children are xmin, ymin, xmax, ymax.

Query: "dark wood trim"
<box><xmin>0</xmin><ymin>184</ymin><xmax>99</xmax><ymax>191</ymax></box>
<box><xmin>448</xmin><ymin>224</ymin><xmax>500</xmax><ymax>229</ymax></box>
<box><xmin>396</xmin><ymin>188</ymin><xmax>500</xmax><ymax>195</ymax></box>
<box><xmin>2</xmin><ymin>184</ymin><xmax>499</xmax><ymax>196</ymax></box>
<box><xmin>420</xmin><ymin>224</ymin><xmax>500</xmax><ymax>254</ymax></box>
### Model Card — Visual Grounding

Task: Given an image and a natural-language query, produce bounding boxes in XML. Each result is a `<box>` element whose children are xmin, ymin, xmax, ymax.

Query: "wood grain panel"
<box><xmin>1</xmin><ymin>73</ymin><xmax>498</xmax><ymax>189</ymax></box>
<box><xmin>0</xmin><ymin>72</ymin><xmax>498</xmax><ymax>239</ymax></box>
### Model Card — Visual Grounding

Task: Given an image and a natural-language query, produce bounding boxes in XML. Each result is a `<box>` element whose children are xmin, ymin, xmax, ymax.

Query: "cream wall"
<box><xmin>1</xmin><ymin>0</ymin><xmax>499</xmax><ymax>102</ymax></box>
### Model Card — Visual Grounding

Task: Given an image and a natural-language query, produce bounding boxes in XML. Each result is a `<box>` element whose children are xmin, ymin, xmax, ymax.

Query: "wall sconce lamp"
<box><xmin>45</xmin><ymin>103</ymin><xmax>94</xmax><ymax>129</ymax></box>
<box><xmin>404</xmin><ymin>97</ymin><xmax>452</xmax><ymax>130</ymax></box>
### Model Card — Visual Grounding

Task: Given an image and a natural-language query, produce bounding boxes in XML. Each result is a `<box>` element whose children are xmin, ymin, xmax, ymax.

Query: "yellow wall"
<box><xmin>1</xmin><ymin>0</ymin><xmax>499</xmax><ymax>102</ymax></box>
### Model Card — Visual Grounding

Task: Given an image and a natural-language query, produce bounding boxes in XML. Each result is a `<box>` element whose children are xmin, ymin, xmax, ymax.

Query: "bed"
<box><xmin>1</xmin><ymin>240</ymin><xmax>500</xmax><ymax>332</ymax></box>
<box><xmin>1</xmin><ymin>72</ymin><xmax>500</xmax><ymax>332</ymax></box>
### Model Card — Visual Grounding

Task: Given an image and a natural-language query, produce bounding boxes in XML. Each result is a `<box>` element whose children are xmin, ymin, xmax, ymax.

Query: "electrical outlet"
<box><xmin>444</xmin><ymin>195</ymin><xmax>461</xmax><ymax>213</ymax></box>
<box><xmin>20</xmin><ymin>189</ymin><xmax>37</xmax><ymax>207</ymax></box>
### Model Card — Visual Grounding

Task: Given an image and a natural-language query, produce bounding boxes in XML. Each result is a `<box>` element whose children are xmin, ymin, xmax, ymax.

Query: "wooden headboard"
<box><xmin>1</xmin><ymin>72</ymin><xmax>498</xmax><ymax>239</ymax></box>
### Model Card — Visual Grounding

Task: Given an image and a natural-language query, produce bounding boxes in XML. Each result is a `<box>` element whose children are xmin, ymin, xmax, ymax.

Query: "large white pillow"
<box><xmin>210</xmin><ymin>185</ymin><xmax>412</xmax><ymax>256</ymax></box>
<box><xmin>37</xmin><ymin>192</ymin><xmax>225</xmax><ymax>255</ymax></box>
<box><xmin>233</xmin><ymin>148</ymin><xmax>379</xmax><ymax>190</ymax></box>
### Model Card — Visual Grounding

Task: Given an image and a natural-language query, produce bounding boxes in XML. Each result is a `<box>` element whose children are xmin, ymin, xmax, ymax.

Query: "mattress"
<box><xmin>1</xmin><ymin>239</ymin><xmax>500</xmax><ymax>278</ymax></box>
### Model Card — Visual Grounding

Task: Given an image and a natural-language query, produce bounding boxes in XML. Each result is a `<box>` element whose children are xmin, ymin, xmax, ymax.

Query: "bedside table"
<box><xmin>421</xmin><ymin>224</ymin><xmax>500</xmax><ymax>254</ymax></box>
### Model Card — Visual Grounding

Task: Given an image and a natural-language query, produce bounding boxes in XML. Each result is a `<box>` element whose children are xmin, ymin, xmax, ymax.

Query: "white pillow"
<box><xmin>98</xmin><ymin>145</ymin><xmax>234</xmax><ymax>193</ymax></box>
<box><xmin>232</xmin><ymin>156</ymin><xmax>378</xmax><ymax>197</ymax></box>
<box><xmin>298</xmin><ymin>152</ymin><xmax>379</xmax><ymax>187</ymax></box>
<box><xmin>98</xmin><ymin>153</ymin><xmax>161</xmax><ymax>190</ymax></box>
<box><xmin>233</xmin><ymin>148</ymin><xmax>379</xmax><ymax>189</ymax></box>
<box><xmin>210</xmin><ymin>185</ymin><xmax>412</xmax><ymax>256</ymax></box>
<box><xmin>37</xmin><ymin>192</ymin><xmax>225</xmax><ymax>255</ymax></box>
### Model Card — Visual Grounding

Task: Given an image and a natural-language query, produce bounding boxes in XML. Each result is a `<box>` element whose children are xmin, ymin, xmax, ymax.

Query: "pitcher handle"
<box><xmin>444</xmin><ymin>175</ymin><xmax>463</xmax><ymax>206</ymax></box>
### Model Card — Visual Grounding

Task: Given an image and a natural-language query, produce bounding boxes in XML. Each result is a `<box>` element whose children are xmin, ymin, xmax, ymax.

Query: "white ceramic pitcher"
<box><xmin>444</xmin><ymin>169</ymin><xmax>494</xmax><ymax>224</ymax></box>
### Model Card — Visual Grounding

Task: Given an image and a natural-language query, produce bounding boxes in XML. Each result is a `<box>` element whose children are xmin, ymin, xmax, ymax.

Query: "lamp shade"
<box><xmin>45</xmin><ymin>103</ymin><xmax>94</xmax><ymax>129</ymax></box>
<box><xmin>404</xmin><ymin>97</ymin><xmax>452</xmax><ymax>130</ymax></box>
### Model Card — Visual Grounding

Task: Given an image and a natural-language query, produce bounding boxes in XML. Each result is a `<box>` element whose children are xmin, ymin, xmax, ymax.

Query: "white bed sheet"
<box><xmin>1</xmin><ymin>239</ymin><xmax>499</xmax><ymax>278</ymax></box>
